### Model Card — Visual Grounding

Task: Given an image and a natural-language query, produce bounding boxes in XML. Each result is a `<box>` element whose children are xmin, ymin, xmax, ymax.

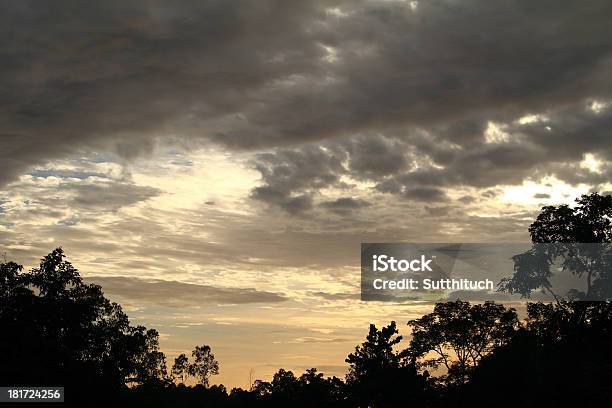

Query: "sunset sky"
<box><xmin>1</xmin><ymin>0</ymin><xmax>612</xmax><ymax>388</ymax></box>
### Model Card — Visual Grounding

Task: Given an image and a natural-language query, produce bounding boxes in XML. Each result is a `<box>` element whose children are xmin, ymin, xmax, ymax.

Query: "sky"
<box><xmin>1</xmin><ymin>0</ymin><xmax>612</xmax><ymax>388</ymax></box>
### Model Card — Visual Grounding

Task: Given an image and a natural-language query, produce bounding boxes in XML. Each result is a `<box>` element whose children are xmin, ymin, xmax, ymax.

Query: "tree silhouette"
<box><xmin>0</xmin><ymin>260</ymin><xmax>23</xmax><ymax>295</ymax></box>
<box><xmin>298</xmin><ymin>368</ymin><xmax>346</xmax><ymax>407</ymax></box>
<box><xmin>466</xmin><ymin>300</ymin><xmax>612</xmax><ymax>407</ymax></box>
<box><xmin>346</xmin><ymin>322</ymin><xmax>403</xmax><ymax>381</ymax></box>
<box><xmin>407</xmin><ymin>300</ymin><xmax>519</xmax><ymax>385</ymax></box>
<box><xmin>0</xmin><ymin>248</ymin><xmax>170</xmax><ymax>399</ymax></box>
<box><xmin>188</xmin><ymin>345</ymin><xmax>219</xmax><ymax>387</ymax></box>
<box><xmin>172</xmin><ymin>353</ymin><xmax>189</xmax><ymax>384</ymax></box>
<box><xmin>345</xmin><ymin>321</ymin><xmax>429</xmax><ymax>407</ymax></box>
<box><xmin>251</xmin><ymin>378</ymin><xmax>273</xmax><ymax>397</ymax></box>
<box><xmin>499</xmin><ymin>193</ymin><xmax>612</xmax><ymax>300</ymax></box>
<box><xmin>270</xmin><ymin>368</ymin><xmax>299</xmax><ymax>395</ymax></box>
<box><xmin>134</xmin><ymin>328</ymin><xmax>170</xmax><ymax>385</ymax></box>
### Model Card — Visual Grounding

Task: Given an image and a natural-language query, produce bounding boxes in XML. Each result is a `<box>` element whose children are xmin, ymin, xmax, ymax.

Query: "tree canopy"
<box><xmin>407</xmin><ymin>301</ymin><xmax>519</xmax><ymax>385</ymax></box>
<box><xmin>499</xmin><ymin>193</ymin><xmax>612</xmax><ymax>300</ymax></box>
<box><xmin>0</xmin><ymin>248</ymin><xmax>170</xmax><ymax>393</ymax></box>
<box><xmin>188</xmin><ymin>345</ymin><xmax>220</xmax><ymax>387</ymax></box>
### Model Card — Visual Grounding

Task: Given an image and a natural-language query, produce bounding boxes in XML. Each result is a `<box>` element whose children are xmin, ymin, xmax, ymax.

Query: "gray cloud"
<box><xmin>342</xmin><ymin>134</ymin><xmax>409</xmax><ymax>179</ymax></box>
<box><xmin>2</xmin><ymin>0</ymin><xmax>612</xmax><ymax>186</ymax></box>
<box><xmin>250</xmin><ymin>146</ymin><xmax>346</xmax><ymax>214</ymax></box>
<box><xmin>457</xmin><ymin>195</ymin><xmax>476</xmax><ymax>205</ymax></box>
<box><xmin>87</xmin><ymin>276</ymin><xmax>288</xmax><ymax>307</ymax></box>
<box><xmin>374</xmin><ymin>180</ymin><xmax>449</xmax><ymax>202</ymax></box>
<box><xmin>320</xmin><ymin>197</ymin><xmax>371</xmax><ymax>215</ymax></box>
<box><xmin>71</xmin><ymin>182</ymin><xmax>160</xmax><ymax>209</ymax></box>
<box><xmin>424</xmin><ymin>206</ymin><xmax>451</xmax><ymax>217</ymax></box>
<box><xmin>250</xmin><ymin>99</ymin><xmax>612</xmax><ymax>212</ymax></box>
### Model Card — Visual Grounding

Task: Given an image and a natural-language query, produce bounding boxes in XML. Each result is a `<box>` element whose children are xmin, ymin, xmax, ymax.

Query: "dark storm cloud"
<box><xmin>2</xmin><ymin>0</ymin><xmax>612</xmax><ymax>187</ymax></box>
<box><xmin>0</xmin><ymin>0</ymin><xmax>328</xmax><ymax>184</ymax></box>
<box><xmin>87</xmin><ymin>276</ymin><xmax>288</xmax><ymax>307</ymax></box>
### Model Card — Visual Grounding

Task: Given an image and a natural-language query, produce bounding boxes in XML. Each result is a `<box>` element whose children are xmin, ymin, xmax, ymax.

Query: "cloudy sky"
<box><xmin>1</xmin><ymin>0</ymin><xmax>612</xmax><ymax>387</ymax></box>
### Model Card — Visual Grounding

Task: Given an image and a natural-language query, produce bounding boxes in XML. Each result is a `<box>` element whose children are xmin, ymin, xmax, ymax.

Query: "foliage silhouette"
<box><xmin>188</xmin><ymin>345</ymin><xmax>219</xmax><ymax>387</ymax></box>
<box><xmin>0</xmin><ymin>248</ymin><xmax>172</xmax><ymax>400</ymax></box>
<box><xmin>407</xmin><ymin>301</ymin><xmax>519</xmax><ymax>386</ymax></box>
<box><xmin>499</xmin><ymin>193</ymin><xmax>612</xmax><ymax>300</ymax></box>
<box><xmin>172</xmin><ymin>353</ymin><xmax>190</xmax><ymax>384</ymax></box>
<box><xmin>465</xmin><ymin>300</ymin><xmax>612</xmax><ymax>407</ymax></box>
<box><xmin>345</xmin><ymin>322</ymin><xmax>431</xmax><ymax>407</ymax></box>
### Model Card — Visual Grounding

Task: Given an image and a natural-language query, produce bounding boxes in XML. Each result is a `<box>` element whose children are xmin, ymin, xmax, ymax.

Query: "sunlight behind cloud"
<box><xmin>484</xmin><ymin>122</ymin><xmax>510</xmax><ymax>144</ymax></box>
<box><xmin>131</xmin><ymin>148</ymin><xmax>259</xmax><ymax>215</ymax></box>
<box><xmin>580</xmin><ymin>153</ymin><xmax>603</xmax><ymax>174</ymax></box>
<box><xmin>501</xmin><ymin>178</ymin><xmax>590</xmax><ymax>206</ymax></box>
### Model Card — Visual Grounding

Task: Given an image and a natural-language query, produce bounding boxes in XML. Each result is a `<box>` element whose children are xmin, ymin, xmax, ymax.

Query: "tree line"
<box><xmin>1</xmin><ymin>193</ymin><xmax>611</xmax><ymax>406</ymax></box>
